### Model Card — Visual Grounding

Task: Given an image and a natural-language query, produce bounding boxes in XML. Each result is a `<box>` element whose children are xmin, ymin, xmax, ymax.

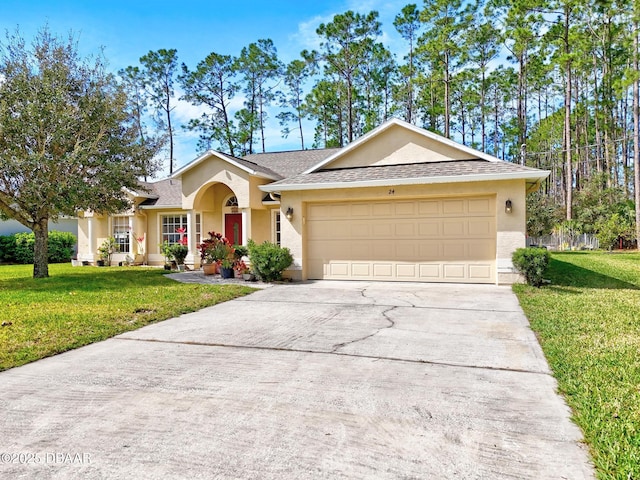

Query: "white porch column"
<box><xmin>88</xmin><ymin>217</ymin><xmax>94</xmax><ymax>256</ymax></box>
<box><xmin>186</xmin><ymin>210</ymin><xmax>198</xmax><ymax>267</ymax></box>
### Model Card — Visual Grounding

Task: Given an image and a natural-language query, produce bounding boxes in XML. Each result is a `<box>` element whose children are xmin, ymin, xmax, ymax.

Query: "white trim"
<box><xmin>242</xmin><ymin>210</ymin><xmax>248</xmax><ymax>245</ymax></box>
<box><xmin>271</xmin><ymin>209</ymin><xmax>281</xmax><ymax>246</ymax></box>
<box><xmin>260</xmin><ymin>170</ymin><xmax>551</xmax><ymax>193</ymax></box>
<box><xmin>138</xmin><ymin>204</ymin><xmax>182</xmax><ymax>210</ymax></box>
<box><xmin>303</xmin><ymin>118</ymin><xmax>505</xmax><ymax>174</ymax></box>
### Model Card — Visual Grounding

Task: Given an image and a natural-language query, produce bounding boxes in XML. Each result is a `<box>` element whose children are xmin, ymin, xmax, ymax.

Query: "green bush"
<box><xmin>169</xmin><ymin>244</ymin><xmax>188</xmax><ymax>265</ymax></box>
<box><xmin>233</xmin><ymin>244</ymin><xmax>249</xmax><ymax>259</ymax></box>
<box><xmin>0</xmin><ymin>231</ymin><xmax>76</xmax><ymax>264</ymax></box>
<box><xmin>512</xmin><ymin>247</ymin><xmax>550</xmax><ymax>287</ymax></box>
<box><xmin>0</xmin><ymin>234</ymin><xmax>16</xmax><ymax>262</ymax></box>
<box><xmin>247</xmin><ymin>240</ymin><xmax>293</xmax><ymax>282</ymax></box>
<box><xmin>48</xmin><ymin>231</ymin><xmax>77</xmax><ymax>263</ymax></box>
<box><xmin>14</xmin><ymin>232</ymin><xmax>35</xmax><ymax>264</ymax></box>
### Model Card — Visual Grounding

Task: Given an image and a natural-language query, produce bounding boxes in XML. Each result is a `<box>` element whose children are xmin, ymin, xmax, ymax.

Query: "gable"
<box><xmin>180</xmin><ymin>153</ymin><xmax>252</xmax><ymax>198</ymax></box>
<box><xmin>325</xmin><ymin>123</ymin><xmax>473</xmax><ymax>170</ymax></box>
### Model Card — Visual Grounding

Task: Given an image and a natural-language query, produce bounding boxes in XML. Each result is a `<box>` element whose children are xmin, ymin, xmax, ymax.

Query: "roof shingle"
<box><xmin>265</xmin><ymin>159</ymin><xmax>546</xmax><ymax>188</ymax></box>
<box><xmin>242</xmin><ymin>148</ymin><xmax>340</xmax><ymax>178</ymax></box>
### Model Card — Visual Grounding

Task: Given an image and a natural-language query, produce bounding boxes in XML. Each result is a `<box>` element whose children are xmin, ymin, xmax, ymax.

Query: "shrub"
<box><xmin>169</xmin><ymin>244</ymin><xmax>188</xmax><ymax>265</ymax></box>
<box><xmin>247</xmin><ymin>240</ymin><xmax>293</xmax><ymax>282</ymax></box>
<box><xmin>0</xmin><ymin>234</ymin><xmax>16</xmax><ymax>262</ymax></box>
<box><xmin>48</xmin><ymin>231</ymin><xmax>77</xmax><ymax>263</ymax></box>
<box><xmin>512</xmin><ymin>247</ymin><xmax>550</xmax><ymax>287</ymax></box>
<box><xmin>233</xmin><ymin>244</ymin><xmax>249</xmax><ymax>259</ymax></box>
<box><xmin>1</xmin><ymin>231</ymin><xmax>76</xmax><ymax>264</ymax></box>
<box><xmin>14</xmin><ymin>232</ymin><xmax>35</xmax><ymax>264</ymax></box>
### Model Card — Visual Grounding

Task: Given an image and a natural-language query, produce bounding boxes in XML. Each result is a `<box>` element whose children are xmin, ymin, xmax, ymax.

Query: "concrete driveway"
<box><xmin>1</xmin><ymin>281</ymin><xmax>594</xmax><ymax>479</ymax></box>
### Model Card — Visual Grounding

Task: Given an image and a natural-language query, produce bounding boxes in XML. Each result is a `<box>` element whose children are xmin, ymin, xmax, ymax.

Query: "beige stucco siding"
<box><xmin>327</xmin><ymin>124</ymin><xmax>475</xmax><ymax>170</ymax></box>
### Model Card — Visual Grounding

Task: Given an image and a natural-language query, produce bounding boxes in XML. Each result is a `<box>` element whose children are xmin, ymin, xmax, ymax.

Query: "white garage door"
<box><xmin>306</xmin><ymin>196</ymin><xmax>496</xmax><ymax>283</ymax></box>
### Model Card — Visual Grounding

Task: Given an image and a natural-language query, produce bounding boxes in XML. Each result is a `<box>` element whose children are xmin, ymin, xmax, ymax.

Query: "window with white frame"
<box><xmin>195</xmin><ymin>213</ymin><xmax>201</xmax><ymax>246</ymax></box>
<box><xmin>272</xmin><ymin>210</ymin><xmax>281</xmax><ymax>246</ymax></box>
<box><xmin>112</xmin><ymin>216</ymin><xmax>130</xmax><ymax>253</ymax></box>
<box><xmin>161</xmin><ymin>214</ymin><xmax>188</xmax><ymax>244</ymax></box>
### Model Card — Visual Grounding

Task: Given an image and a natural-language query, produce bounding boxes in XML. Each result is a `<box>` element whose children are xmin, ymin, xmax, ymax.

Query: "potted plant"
<box><xmin>169</xmin><ymin>243</ymin><xmax>189</xmax><ymax>271</ymax></box>
<box><xmin>219</xmin><ymin>256</ymin><xmax>235</xmax><ymax>278</ymax></box>
<box><xmin>199</xmin><ymin>231</ymin><xmax>233</xmax><ymax>275</ymax></box>
<box><xmin>97</xmin><ymin>236</ymin><xmax>118</xmax><ymax>266</ymax></box>
<box><xmin>234</xmin><ymin>260</ymin><xmax>254</xmax><ymax>281</ymax></box>
<box><xmin>159</xmin><ymin>241</ymin><xmax>174</xmax><ymax>270</ymax></box>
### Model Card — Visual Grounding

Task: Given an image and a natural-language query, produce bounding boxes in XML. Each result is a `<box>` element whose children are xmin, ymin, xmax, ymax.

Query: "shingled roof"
<box><xmin>138</xmin><ymin>178</ymin><xmax>182</xmax><ymax>208</ymax></box>
<box><xmin>261</xmin><ymin>159</ymin><xmax>549</xmax><ymax>192</ymax></box>
<box><xmin>243</xmin><ymin>148</ymin><xmax>340</xmax><ymax>178</ymax></box>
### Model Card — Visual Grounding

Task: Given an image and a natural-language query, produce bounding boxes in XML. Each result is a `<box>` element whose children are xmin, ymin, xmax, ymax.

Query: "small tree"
<box><xmin>596</xmin><ymin>213</ymin><xmax>635</xmax><ymax>251</ymax></box>
<box><xmin>0</xmin><ymin>28</ymin><xmax>159</xmax><ymax>278</ymax></box>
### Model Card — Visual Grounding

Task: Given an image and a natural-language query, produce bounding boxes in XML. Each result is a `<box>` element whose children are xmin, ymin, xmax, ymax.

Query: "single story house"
<box><xmin>76</xmin><ymin>118</ymin><xmax>549</xmax><ymax>284</ymax></box>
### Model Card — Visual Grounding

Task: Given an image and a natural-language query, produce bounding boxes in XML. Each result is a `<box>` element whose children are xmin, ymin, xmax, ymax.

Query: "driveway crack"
<box><xmin>331</xmin><ymin>306</ymin><xmax>397</xmax><ymax>352</ymax></box>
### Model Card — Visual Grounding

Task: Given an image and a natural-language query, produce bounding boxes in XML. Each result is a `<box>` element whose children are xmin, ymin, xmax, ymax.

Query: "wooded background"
<box><xmin>121</xmin><ymin>0</ymin><xmax>640</xmax><ymax>246</ymax></box>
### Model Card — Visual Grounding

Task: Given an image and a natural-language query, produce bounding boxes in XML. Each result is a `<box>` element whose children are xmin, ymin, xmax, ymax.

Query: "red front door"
<box><xmin>225</xmin><ymin>214</ymin><xmax>242</xmax><ymax>245</ymax></box>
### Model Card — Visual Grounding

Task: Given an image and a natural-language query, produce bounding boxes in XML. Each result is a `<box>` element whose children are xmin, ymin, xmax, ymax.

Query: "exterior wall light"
<box><xmin>505</xmin><ymin>199</ymin><xmax>513</xmax><ymax>214</ymax></box>
<box><xmin>285</xmin><ymin>207</ymin><xmax>294</xmax><ymax>220</ymax></box>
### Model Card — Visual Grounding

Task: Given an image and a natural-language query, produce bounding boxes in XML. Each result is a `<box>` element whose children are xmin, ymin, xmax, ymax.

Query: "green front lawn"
<box><xmin>513</xmin><ymin>252</ymin><xmax>640</xmax><ymax>480</ymax></box>
<box><xmin>0</xmin><ymin>264</ymin><xmax>255</xmax><ymax>371</ymax></box>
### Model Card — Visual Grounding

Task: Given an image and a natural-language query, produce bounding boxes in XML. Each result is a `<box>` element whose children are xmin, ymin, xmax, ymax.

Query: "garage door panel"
<box><xmin>372</xmin><ymin>223</ymin><xmax>393</xmax><ymax>236</ymax></box>
<box><xmin>443</xmin><ymin>220</ymin><xmax>465</xmax><ymax>236</ymax></box>
<box><xmin>468</xmin><ymin>198</ymin><xmax>492</xmax><ymax>214</ymax></box>
<box><xmin>443</xmin><ymin>243</ymin><xmax>466</xmax><ymax>260</ymax></box>
<box><xmin>443</xmin><ymin>200</ymin><xmax>465</xmax><ymax>215</ymax></box>
<box><xmin>419</xmin><ymin>264</ymin><xmax>441</xmax><ymax>278</ymax></box>
<box><xmin>373</xmin><ymin>263</ymin><xmax>394</xmax><ymax>277</ymax></box>
<box><xmin>351</xmin><ymin>204</ymin><xmax>370</xmax><ymax>216</ymax></box>
<box><xmin>419</xmin><ymin>242</ymin><xmax>442</xmax><ymax>259</ymax></box>
<box><xmin>468</xmin><ymin>219</ymin><xmax>493</xmax><ymax>236</ymax></box>
<box><xmin>395</xmin><ymin>223</ymin><xmax>415</xmax><ymax>236</ymax></box>
<box><xmin>418</xmin><ymin>221</ymin><xmax>441</xmax><ymax>236</ymax></box>
<box><xmin>307</xmin><ymin>197</ymin><xmax>495</xmax><ymax>283</ymax></box>
<box><xmin>418</xmin><ymin>201</ymin><xmax>440</xmax><ymax>215</ymax></box>
<box><xmin>372</xmin><ymin>203</ymin><xmax>393</xmax><ymax>216</ymax></box>
<box><xmin>396</xmin><ymin>264</ymin><xmax>417</xmax><ymax>277</ymax></box>
<box><xmin>469</xmin><ymin>264</ymin><xmax>493</xmax><ymax>279</ymax></box>
<box><xmin>395</xmin><ymin>202</ymin><xmax>416</xmax><ymax>216</ymax></box>
<box><xmin>443</xmin><ymin>264</ymin><xmax>466</xmax><ymax>279</ymax></box>
<box><xmin>352</xmin><ymin>263</ymin><xmax>371</xmax><ymax>276</ymax></box>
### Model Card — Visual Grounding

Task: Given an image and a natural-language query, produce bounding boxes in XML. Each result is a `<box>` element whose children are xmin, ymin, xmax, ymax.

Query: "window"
<box><xmin>195</xmin><ymin>213</ymin><xmax>201</xmax><ymax>246</ymax></box>
<box><xmin>112</xmin><ymin>216</ymin><xmax>130</xmax><ymax>253</ymax></box>
<box><xmin>162</xmin><ymin>214</ymin><xmax>188</xmax><ymax>244</ymax></box>
<box><xmin>225</xmin><ymin>196</ymin><xmax>238</xmax><ymax>207</ymax></box>
<box><xmin>272</xmin><ymin>211</ymin><xmax>281</xmax><ymax>246</ymax></box>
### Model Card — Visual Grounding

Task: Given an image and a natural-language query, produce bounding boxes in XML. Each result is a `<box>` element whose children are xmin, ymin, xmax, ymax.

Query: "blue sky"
<box><xmin>0</xmin><ymin>0</ymin><xmax>411</xmax><ymax>174</ymax></box>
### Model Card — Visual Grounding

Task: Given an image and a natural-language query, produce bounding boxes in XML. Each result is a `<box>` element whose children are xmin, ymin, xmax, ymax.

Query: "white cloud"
<box><xmin>288</xmin><ymin>14</ymin><xmax>331</xmax><ymax>54</ymax></box>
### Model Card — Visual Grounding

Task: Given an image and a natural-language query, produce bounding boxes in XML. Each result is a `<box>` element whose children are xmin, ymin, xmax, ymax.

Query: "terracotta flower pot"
<box><xmin>202</xmin><ymin>263</ymin><xmax>217</xmax><ymax>275</ymax></box>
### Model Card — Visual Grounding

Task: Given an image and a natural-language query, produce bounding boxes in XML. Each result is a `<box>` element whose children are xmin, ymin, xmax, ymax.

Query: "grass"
<box><xmin>0</xmin><ymin>264</ymin><xmax>256</xmax><ymax>371</ymax></box>
<box><xmin>513</xmin><ymin>251</ymin><xmax>640</xmax><ymax>480</ymax></box>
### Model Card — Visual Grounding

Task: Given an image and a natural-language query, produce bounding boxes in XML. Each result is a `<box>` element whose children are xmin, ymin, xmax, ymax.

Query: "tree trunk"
<box><xmin>634</xmin><ymin>21</ymin><xmax>640</xmax><ymax>249</ymax></box>
<box><xmin>444</xmin><ymin>50</ymin><xmax>450</xmax><ymax>138</ymax></box>
<box><xmin>33</xmin><ymin>218</ymin><xmax>49</xmax><ymax>279</ymax></box>
<box><xmin>564</xmin><ymin>8</ymin><xmax>573</xmax><ymax>220</ymax></box>
<box><xmin>165</xmin><ymin>85</ymin><xmax>174</xmax><ymax>175</ymax></box>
